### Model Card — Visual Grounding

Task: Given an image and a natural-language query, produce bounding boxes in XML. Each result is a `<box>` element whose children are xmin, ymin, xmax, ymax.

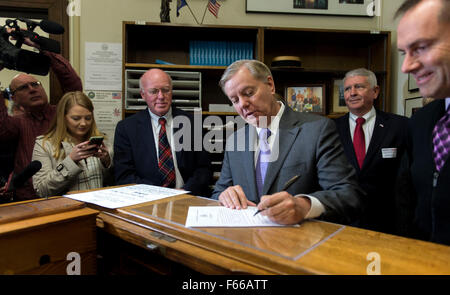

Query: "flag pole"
<box><xmin>185</xmin><ymin>0</ymin><xmax>200</xmax><ymax>25</ymax></box>
<box><xmin>200</xmin><ymin>1</ymin><xmax>209</xmax><ymax>25</ymax></box>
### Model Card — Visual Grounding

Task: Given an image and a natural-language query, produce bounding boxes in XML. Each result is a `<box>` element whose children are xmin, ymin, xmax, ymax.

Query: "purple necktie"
<box><xmin>432</xmin><ymin>107</ymin><xmax>450</xmax><ymax>172</ymax></box>
<box><xmin>256</xmin><ymin>128</ymin><xmax>271</xmax><ymax>198</ymax></box>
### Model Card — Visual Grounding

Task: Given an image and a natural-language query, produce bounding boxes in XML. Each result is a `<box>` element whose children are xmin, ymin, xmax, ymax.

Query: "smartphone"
<box><xmin>89</xmin><ymin>136</ymin><xmax>104</xmax><ymax>146</ymax></box>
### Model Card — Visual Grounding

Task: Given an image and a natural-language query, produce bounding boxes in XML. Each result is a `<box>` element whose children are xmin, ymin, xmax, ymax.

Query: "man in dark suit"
<box><xmin>212</xmin><ymin>60</ymin><xmax>365</xmax><ymax>225</ymax></box>
<box><xmin>334</xmin><ymin>68</ymin><xmax>408</xmax><ymax>234</ymax></box>
<box><xmin>396</xmin><ymin>0</ymin><xmax>450</xmax><ymax>245</ymax></box>
<box><xmin>114</xmin><ymin>69</ymin><xmax>212</xmax><ymax>196</ymax></box>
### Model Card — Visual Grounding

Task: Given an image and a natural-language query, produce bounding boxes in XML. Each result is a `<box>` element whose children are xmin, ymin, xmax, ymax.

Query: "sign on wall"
<box><xmin>246</xmin><ymin>0</ymin><xmax>378</xmax><ymax>17</ymax></box>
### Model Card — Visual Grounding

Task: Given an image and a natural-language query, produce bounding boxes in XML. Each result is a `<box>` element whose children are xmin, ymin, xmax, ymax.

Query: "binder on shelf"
<box><xmin>155</xmin><ymin>59</ymin><xmax>175</xmax><ymax>65</ymax></box>
<box><xmin>189</xmin><ymin>40</ymin><xmax>254</xmax><ymax>66</ymax></box>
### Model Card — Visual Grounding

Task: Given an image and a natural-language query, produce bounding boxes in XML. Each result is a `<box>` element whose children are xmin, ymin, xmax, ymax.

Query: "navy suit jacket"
<box><xmin>212</xmin><ymin>106</ymin><xmax>366</xmax><ymax>225</ymax></box>
<box><xmin>113</xmin><ymin>107</ymin><xmax>212</xmax><ymax>196</ymax></box>
<box><xmin>402</xmin><ymin>99</ymin><xmax>450</xmax><ymax>245</ymax></box>
<box><xmin>334</xmin><ymin>109</ymin><xmax>408</xmax><ymax>234</ymax></box>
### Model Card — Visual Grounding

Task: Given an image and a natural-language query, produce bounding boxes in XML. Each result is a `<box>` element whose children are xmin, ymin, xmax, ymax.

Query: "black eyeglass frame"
<box><xmin>10</xmin><ymin>81</ymin><xmax>42</xmax><ymax>95</ymax></box>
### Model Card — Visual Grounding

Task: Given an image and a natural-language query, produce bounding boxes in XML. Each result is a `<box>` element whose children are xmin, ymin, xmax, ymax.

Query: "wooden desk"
<box><xmin>0</xmin><ymin>198</ymin><xmax>98</xmax><ymax>275</ymax></box>
<box><xmin>93</xmin><ymin>193</ymin><xmax>450</xmax><ymax>275</ymax></box>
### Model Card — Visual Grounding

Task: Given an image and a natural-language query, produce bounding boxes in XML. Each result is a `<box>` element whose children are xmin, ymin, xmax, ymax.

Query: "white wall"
<box><xmin>70</xmin><ymin>0</ymin><xmax>418</xmax><ymax>115</ymax></box>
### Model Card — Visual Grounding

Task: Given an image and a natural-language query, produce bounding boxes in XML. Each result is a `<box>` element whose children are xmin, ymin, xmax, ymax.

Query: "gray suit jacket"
<box><xmin>212</xmin><ymin>106</ymin><xmax>366</xmax><ymax>224</ymax></box>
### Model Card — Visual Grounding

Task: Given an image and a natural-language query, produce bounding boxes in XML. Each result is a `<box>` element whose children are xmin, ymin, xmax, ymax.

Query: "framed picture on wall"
<box><xmin>404</xmin><ymin>96</ymin><xmax>422</xmax><ymax>118</ymax></box>
<box><xmin>246</xmin><ymin>0</ymin><xmax>376</xmax><ymax>17</ymax></box>
<box><xmin>331</xmin><ymin>79</ymin><xmax>348</xmax><ymax>113</ymax></box>
<box><xmin>285</xmin><ymin>84</ymin><xmax>325</xmax><ymax>114</ymax></box>
<box><xmin>408</xmin><ymin>73</ymin><xmax>419</xmax><ymax>92</ymax></box>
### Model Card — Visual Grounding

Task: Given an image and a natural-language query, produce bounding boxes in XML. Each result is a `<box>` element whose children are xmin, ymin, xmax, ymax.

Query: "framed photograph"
<box><xmin>246</xmin><ymin>0</ymin><xmax>376</xmax><ymax>17</ymax></box>
<box><xmin>408</xmin><ymin>73</ymin><xmax>419</xmax><ymax>92</ymax></box>
<box><xmin>285</xmin><ymin>84</ymin><xmax>325</xmax><ymax>114</ymax></box>
<box><xmin>331</xmin><ymin>79</ymin><xmax>348</xmax><ymax>113</ymax></box>
<box><xmin>404</xmin><ymin>96</ymin><xmax>422</xmax><ymax>118</ymax></box>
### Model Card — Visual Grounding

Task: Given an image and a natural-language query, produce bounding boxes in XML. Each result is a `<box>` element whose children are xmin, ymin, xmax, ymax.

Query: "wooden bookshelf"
<box><xmin>122</xmin><ymin>21</ymin><xmax>391</xmax><ymax>117</ymax></box>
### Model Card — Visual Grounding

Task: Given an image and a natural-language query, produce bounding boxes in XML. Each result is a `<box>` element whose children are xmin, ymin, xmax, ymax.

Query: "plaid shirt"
<box><xmin>0</xmin><ymin>52</ymin><xmax>82</xmax><ymax>200</ymax></box>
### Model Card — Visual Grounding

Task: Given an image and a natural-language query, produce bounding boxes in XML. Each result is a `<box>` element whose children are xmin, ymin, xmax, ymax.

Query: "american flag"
<box><xmin>208</xmin><ymin>0</ymin><xmax>221</xmax><ymax>18</ymax></box>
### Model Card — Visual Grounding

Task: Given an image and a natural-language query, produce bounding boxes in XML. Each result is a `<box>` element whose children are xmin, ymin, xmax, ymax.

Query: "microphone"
<box><xmin>7</xmin><ymin>160</ymin><xmax>42</xmax><ymax>192</ymax></box>
<box><xmin>18</xmin><ymin>18</ymin><xmax>65</xmax><ymax>35</ymax></box>
<box><xmin>39</xmin><ymin>20</ymin><xmax>65</xmax><ymax>35</ymax></box>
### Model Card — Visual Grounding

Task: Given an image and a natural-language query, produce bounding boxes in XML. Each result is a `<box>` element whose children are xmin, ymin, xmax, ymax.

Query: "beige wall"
<box><xmin>70</xmin><ymin>0</ymin><xmax>418</xmax><ymax>115</ymax></box>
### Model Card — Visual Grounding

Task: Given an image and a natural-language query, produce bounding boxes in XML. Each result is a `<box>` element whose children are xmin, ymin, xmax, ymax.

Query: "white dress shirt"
<box><xmin>148</xmin><ymin>108</ymin><xmax>185</xmax><ymax>189</ymax></box>
<box><xmin>348</xmin><ymin>106</ymin><xmax>376</xmax><ymax>153</ymax></box>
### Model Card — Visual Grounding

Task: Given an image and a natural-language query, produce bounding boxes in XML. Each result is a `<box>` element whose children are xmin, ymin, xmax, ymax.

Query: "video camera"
<box><xmin>0</xmin><ymin>18</ymin><xmax>64</xmax><ymax>76</ymax></box>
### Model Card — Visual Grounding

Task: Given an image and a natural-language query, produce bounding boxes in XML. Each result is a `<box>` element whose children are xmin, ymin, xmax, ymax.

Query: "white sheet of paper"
<box><xmin>85</xmin><ymin>42</ymin><xmax>122</xmax><ymax>91</ymax></box>
<box><xmin>64</xmin><ymin>184</ymin><xmax>189</xmax><ymax>209</ymax></box>
<box><xmin>185</xmin><ymin>206</ymin><xmax>287</xmax><ymax>227</ymax></box>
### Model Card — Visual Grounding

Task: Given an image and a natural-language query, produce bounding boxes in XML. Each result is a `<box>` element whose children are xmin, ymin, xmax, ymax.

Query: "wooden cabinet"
<box><xmin>122</xmin><ymin>22</ymin><xmax>261</xmax><ymax>116</ymax></box>
<box><xmin>122</xmin><ymin>22</ymin><xmax>391</xmax><ymax>185</ymax></box>
<box><xmin>122</xmin><ymin>21</ymin><xmax>391</xmax><ymax>117</ymax></box>
<box><xmin>262</xmin><ymin>27</ymin><xmax>391</xmax><ymax>115</ymax></box>
<box><xmin>0</xmin><ymin>198</ymin><xmax>98</xmax><ymax>274</ymax></box>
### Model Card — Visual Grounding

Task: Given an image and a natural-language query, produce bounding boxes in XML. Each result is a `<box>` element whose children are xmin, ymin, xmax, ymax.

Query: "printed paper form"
<box><xmin>64</xmin><ymin>184</ymin><xmax>189</xmax><ymax>209</ymax></box>
<box><xmin>185</xmin><ymin>206</ymin><xmax>292</xmax><ymax>227</ymax></box>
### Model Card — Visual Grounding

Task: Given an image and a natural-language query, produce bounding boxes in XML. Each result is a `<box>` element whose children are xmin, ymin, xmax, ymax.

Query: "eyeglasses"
<box><xmin>145</xmin><ymin>87</ymin><xmax>171</xmax><ymax>96</ymax></box>
<box><xmin>11</xmin><ymin>81</ymin><xmax>42</xmax><ymax>94</ymax></box>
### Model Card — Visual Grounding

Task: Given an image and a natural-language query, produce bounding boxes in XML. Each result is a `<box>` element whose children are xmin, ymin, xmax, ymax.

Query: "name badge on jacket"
<box><xmin>382</xmin><ymin>148</ymin><xmax>397</xmax><ymax>159</ymax></box>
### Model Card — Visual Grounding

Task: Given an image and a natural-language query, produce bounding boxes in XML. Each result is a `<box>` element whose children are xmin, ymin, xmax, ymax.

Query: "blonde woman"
<box><xmin>32</xmin><ymin>91</ymin><xmax>112</xmax><ymax>197</ymax></box>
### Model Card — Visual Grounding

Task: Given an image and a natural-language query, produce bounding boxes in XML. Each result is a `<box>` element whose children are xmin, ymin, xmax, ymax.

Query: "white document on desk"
<box><xmin>185</xmin><ymin>206</ymin><xmax>287</xmax><ymax>227</ymax></box>
<box><xmin>64</xmin><ymin>184</ymin><xmax>189</xmax><ymax>209</ymax></box>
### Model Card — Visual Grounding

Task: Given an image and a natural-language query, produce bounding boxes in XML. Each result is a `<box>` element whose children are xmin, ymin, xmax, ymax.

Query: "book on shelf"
<box><xmin>189</xmin><ymin>40</ymin><xmax>253</xmax><ymax>66</ymax></box>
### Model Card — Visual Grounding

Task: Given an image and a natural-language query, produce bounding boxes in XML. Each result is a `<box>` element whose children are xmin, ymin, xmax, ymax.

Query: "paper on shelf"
<box><xmin>185</xmin><ymin>206</ymin><xmax>290</xmax><ymax>227</ymax></box>
<box><xmin>64</xmin><ymin>184</ymin><xmax>189</xmax><ymax>209</ymax></box>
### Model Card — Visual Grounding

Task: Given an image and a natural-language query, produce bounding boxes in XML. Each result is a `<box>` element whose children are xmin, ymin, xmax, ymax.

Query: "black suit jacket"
<box><xmin>404</xmin><ymin>99</ymin><xmax>450</xmax><ymax>245</ymax></box>
<box><xmin>334</xmin><ymin>109</ymin><xmax>408</xmax><ymax>234</ymax></box>
<box><xmin>113</xmin><ymin>107</ymin><xmax>212</xmax><ymax>196</ymax></box>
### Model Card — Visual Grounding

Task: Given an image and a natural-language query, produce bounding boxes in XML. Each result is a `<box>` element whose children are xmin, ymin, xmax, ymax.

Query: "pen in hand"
<box><xmin>253</xmin><ymin>174</ymin><xmax>301</xmax><ymax>216</ymax></box>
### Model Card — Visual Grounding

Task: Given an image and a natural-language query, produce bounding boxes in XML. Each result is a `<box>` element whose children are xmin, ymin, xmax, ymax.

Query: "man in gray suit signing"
<box><xmin>212</xmin><ymin>60</ymin><xmax>365</xmax><ymax>225</ymax></box>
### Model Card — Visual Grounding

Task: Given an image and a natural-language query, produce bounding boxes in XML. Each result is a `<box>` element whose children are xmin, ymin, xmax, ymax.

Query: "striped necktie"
<box><xmin>158</xmin><ymin>118</ymin><xmax>176</xmax><ymax>188</ymax></box>
<box><xmin>432</xmin><ymin>107</ymin><xmax>450</xmax><ymax>172</ymax></box>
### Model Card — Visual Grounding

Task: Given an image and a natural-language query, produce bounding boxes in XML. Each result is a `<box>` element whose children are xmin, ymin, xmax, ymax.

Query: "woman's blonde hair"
<box><xmin>43</xmin><ymin>91</ymin><xmax>103</xmax><ymax>159</ymax></box>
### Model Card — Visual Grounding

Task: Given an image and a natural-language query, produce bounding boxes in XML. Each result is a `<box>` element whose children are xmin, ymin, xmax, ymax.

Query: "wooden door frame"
<box><xmin>0</xmin><ymin>0</ymin><xmax>70</xmax><ymax>104</ymax></box>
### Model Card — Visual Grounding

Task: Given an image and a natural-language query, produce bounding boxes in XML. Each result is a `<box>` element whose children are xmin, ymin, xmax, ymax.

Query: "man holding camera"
<box><xmin>0</xmin><ymin>39</ymin><xmax>82</xmax><ymax>201</ymax></box>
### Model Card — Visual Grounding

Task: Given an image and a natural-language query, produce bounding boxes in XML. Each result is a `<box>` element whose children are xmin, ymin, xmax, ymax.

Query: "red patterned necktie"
<box><xmin>158</xmin><ymin>118</ymin><xmax>175</xmax><ymax>188</ymax></box>
<box><xmin>432</xmin><ymin>107</ymin><xmax>450</xmax><ymax>172</ymax></box>
<box><xmin>353</xmin><ymin>117</ymin><xmax>366</xmax><ymax>169</ymax></box>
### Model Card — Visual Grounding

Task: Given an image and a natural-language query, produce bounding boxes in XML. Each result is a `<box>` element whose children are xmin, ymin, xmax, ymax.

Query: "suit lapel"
<box><xmin>364</xmin><ymin>110</ymin><xmax>387</xmax><ymax>168</ymax></box>
<box><xmin>262</xmin><ymin>108</ymin><xmax>301</xmax><ymax>194</ymax></box>
<box><xmin>138</xmin><ymin>110</ymin><xmax>159</xmax><ymax>177</ymax></box>
<box><xmin>338</xmin><ymin>114</ymin><xmax>359</xmax><ymax>169</ymax></box>
<box><xmin>243</xmin><ymin>125</ymin><xmax>258</xmax><ymax>201</ymax></box>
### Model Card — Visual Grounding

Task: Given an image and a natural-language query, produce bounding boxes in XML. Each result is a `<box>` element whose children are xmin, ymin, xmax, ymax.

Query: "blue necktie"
<box><xmin>256</xmin><ymin>128</ymin><xmax>271</xmax><ymax>198</ymax></box>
